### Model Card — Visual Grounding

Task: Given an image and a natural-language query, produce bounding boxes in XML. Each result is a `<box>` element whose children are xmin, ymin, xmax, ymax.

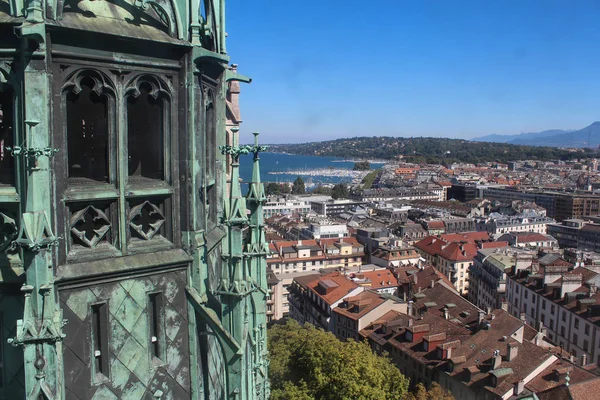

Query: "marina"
<box><xmin>239</xmin><ymin>152</ymin><xmax>386</xmax><ymax>186</ymax></box>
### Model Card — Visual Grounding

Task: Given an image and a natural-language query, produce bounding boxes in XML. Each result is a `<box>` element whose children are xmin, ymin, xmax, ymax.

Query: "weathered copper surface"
<box><xmin>0</xmin><ymin>0</ymin><xmax>269</xmax><ymax>398</ymax></box>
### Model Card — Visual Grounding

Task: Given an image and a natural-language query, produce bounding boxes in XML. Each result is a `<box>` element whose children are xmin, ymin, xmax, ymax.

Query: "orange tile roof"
<box><xmin>359</xmin><ymin>269</ymin><xmax>398</xmax><ymax>289</ymax></box>
<box><xmin>307</xmin><ymin>271</ymin><xmax>360</xmax><ymax>305</ymax></box>
<box><xmin>333</xmin><ymin>291</ymin><xmax>388</xmax><ymax>320</ymax></box>
<box><xmin>481</xmin><ymin>241</ymin><xmax>509</xmax><ymax>249</ymax></box>
<box><xmin>411</xmin><ymin>266</ymin><xmax>454</xmax><ymax>292</ymax></box>
<box><xmin>441</xmin><ymin>231</ymin><xmax>490</xmax><ymax>242</ymax></box>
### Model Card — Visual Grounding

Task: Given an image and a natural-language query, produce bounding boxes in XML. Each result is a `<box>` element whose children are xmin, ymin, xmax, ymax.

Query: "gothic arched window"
<box><xmin>0</xmin><ymin>86</ymin><xmax>14</xmax><ymax>186</ymax></box>
<box><xmin>126</xmin><ymin>76</ymin><xmax>170</xmax><ymax>181</ymax></box>
<box><xmin>64</xmin><ymin>71</ymin><xmax>114</xmax><ymax>183</ymax></box>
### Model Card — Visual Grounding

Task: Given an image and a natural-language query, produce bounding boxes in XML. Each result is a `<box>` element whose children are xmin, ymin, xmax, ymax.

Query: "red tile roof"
<box><xmin>307</xmin><ymin>271</ymin><xmax>360</xmax><ymax>305</ymax></box>
<box><xmin>427</xmin><ymin>221</ymin><xmax>446</xmax><ymax>229</ymax></box>
<box><xmin>481</xmin><ymin>241</ymin><xmax>509</xmax><ymax>249</ymax></box>
<box><xmin>333</xmin><ymin>291</ymin><xmax>388</xmax><ymax>321</ymax></box>
<box><xmin>411</xmin><ymin>266</ymin><xmax>455</xmax><ymax>292</ymax></box>
<box><xmin>357</xmin><ymin>269</ymin><xmax>398</xmax><ymax>290</ymax></box>
<box><xmin>415</xmin><ymin>232</ymin><xmax>491</xmax><ymax>262</ymax></box>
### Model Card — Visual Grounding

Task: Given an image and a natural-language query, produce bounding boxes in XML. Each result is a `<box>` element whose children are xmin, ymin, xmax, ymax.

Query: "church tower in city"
<box><xmin>0</xmin><ymin>0</ymin><xmax>269</xmax><ymax>398</ymax></box>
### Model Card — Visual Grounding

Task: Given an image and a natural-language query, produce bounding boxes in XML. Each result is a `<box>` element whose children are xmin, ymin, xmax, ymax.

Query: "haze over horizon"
<box><xmin>228</xmin><ymin>0</ymin><xmax>600</xmax><ymax>144</ymax></box>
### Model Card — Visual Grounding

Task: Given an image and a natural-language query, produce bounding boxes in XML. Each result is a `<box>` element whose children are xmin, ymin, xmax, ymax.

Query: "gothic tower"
<box><xmin>0</xmin><ymin>0</ymin><xmax>268</xmax><ymax>399</ymax></box>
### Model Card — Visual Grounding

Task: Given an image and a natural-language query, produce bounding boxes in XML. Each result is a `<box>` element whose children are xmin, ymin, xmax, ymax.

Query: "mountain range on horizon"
<box><xmin>471</xmin><ymin>122</ymin><xmax>600</xmax><ymax>148</ymax></box>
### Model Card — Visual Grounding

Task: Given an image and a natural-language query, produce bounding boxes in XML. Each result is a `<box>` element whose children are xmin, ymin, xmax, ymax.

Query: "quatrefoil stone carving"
<box><xmin>129</xmin><ymin>201</ymin><xmax>165</xmax><ymax>240</ymax></box>
<box><xmin>70</xmin><ymin>206</ymin><xmax>111</xmax><ymax>248</ymax></box>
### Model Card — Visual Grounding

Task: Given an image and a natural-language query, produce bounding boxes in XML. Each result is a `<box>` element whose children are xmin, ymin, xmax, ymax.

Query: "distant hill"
<box><xmin>472</xmin><ymin>129</ymin><xmax>572</xmax><ymax>144</ymax></box>
<box><xmin>472</xmin><ymin>122</ymin><xmax>600</xmax><ymax>148</ymax></box>
<box><xmin>268</xmin><ymin>136</ymin><xmax>598</xmax><ymax>165</ymax></box>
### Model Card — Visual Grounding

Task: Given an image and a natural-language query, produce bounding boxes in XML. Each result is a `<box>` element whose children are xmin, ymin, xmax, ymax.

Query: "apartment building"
<box><xmin>370</xmin><ymin>246</ymin><xmax>421</xmax><ymax>268</ymax></box>
<box><xmin>288</xmin><ymin>272</ymin><xmax>364</xmax><ymax>331</ymax></box>
<box><xmin>310</xmin><ymin>198</ymin><xmax>368</xmax><ymax>217</ymax></box>
<box><xmin>468</xmin><ymin>247</ymin><xmax>533</xmax><ymax>311</ymax></box>
<box><xmin>267</xmin><ymin>238</ymin><xmax>365</xmax><ymax>319</ymax></box>
<box><xmin>300</xmin><ymin>221</ymin><xmax>349</xmax><ymax>240</ymax></box>
<box><xmin>547</xmin><ymin>219</ymin><xmax>600</xmax><ymax>252</ymax></box>
<box><xmin>496</xmin><ymin>232</ymin><xmax>559</xmax><ymax>250</ymax></box>
<box><xmin>414</xmin><ymin>232</ymin><xmax>493</xmax><ymax>295</ymax></box>
<box><xmin>333</xmin><ymin>290</ymin><xmax>407</xmax><ymax>341</ymax></box>
<box><xmin>482</xmin><ymin>187</ymin><xmax>600</xmax><ymax>221</ymax></box>
<box><xmin>475</xmin><ymin>213</ymin><xmax>554</xmax><ymax>236</ymax></box>
<box><xmin>263</xmin><ymin>195</ymin><xmax>312</xmax><ymax>218</ymax></box>
<box><xmin>506</xmin><ymin>264</ymin><xmax>600</xmax><ymax>367</ymax></box>
<box><xmin>349</xmin><ymin>268</ymin><xmax>399</xmax><ymax>295</ymax></box>
<box><xmin>393</xmin><ymin>223</ymin><xmax>429</xmax><ymax>244</ymax></box>
<box><xmin>363</xmin><ymin>305</ymin><xmax>563</xmax><ymax>400</ymax></box>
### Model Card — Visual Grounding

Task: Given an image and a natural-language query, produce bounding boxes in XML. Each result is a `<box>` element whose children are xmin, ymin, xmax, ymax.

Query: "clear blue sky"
<box><xmin>227</xmin><ymin>1</ymin><xmax>600</xmax><ymax>144</ymax></box>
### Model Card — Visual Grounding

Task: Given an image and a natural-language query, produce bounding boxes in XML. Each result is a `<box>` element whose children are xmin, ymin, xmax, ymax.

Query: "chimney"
<box><xmin>430</xmin><ymin>279</ymin><xmax>435</xmax><ymax>288</ymax></box>
<box><xmin>514</xmin><ymin>381</ymin><xmax>525</xmax><ymax>396</ymax></box>
<box><xmin>443</xmin><ymin>307</ymin><xmax>449</xmax><ymax>320</ymax></box>
<box><xmin>478</xmin><ymin>311</ymin><xmax>485</xmax><ymax>325</ymax></box>
<box><xmin>492</xmin><ymin>350</ymin><xmax>502</xmax><ymax>370</ymax></box>
<box><xmin>581</xmin><ymin>353</ymin><xmax>588</xmax><ymax>367</ymax></box>
<box><xmin>486</xmin><ymin>306</ymin><xmax>492</xmax><ymax>315</ymax></box>
<box><xmin>506</xmin><ymin>342</ymin><xmax>518</xmax><ymax>362</ymax></box>
<box><xmin>408</xmin><ymin>300</ymin><xmax>413</xmax><ymax>316</ymax></box>
<box><xmin>519</xmin><ymin>312</ymin><xmax>526</xmax><ymax>322</ymax></box>
<box><xmin>298</xmin><ymin>239</ymin><xmax>302</xmax><ymax>246</ymax></box>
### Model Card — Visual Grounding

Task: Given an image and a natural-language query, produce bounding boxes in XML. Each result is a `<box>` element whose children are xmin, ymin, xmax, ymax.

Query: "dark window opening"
<box><xmin>0</xmin><ymin>312</ymin><xmax>4</xmax><ymax>388</ymax></box>
<box><xmin>149</xmin><ymin>292</ymin><xmax>165</xmax><ymax>362</ymax></box>
<box><xmin>91</xmin><ymin>303</ymin><xmax>109</xmax><ymax>381</ymax></box>
<box><xmin>205</xmin><ymin>90</ymin><xmax>216</xmax><ymax>179</ymax></box>
<box><xmin>0</xmin><ymin>88</ymin><xmax>14</xmax><ymax>185</ymax></box>
<box><xmin>67</xmin><ymin>77</ymin><xmax>109</xmax><ymax>182</ymax></box>
<box><xmin>206</xmin><ymin>183</ymin><xmax>217</xmax><ymax>228</ymax></box>
<box><xmin>127</xmin><ymin>83</ymin><xmax>164</xmax><ymax>180</ymax></box>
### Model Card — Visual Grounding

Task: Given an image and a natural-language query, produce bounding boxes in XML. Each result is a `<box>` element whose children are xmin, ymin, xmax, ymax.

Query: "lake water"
<box><xmin>238</xmin><ymin>152</ymin><xmax>385</xmax><ymax>187</ymax></box>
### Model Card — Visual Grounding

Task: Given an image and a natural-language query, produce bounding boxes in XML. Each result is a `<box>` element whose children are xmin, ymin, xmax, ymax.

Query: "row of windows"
<box><xmin>0</xmin><ymin>72</ymin><xmax>187</xmax><ymax>187</ymax></box>
<box><xmin>65</xmin><ymin>75</ymin><xmax>171</xmax><ymax>184</ymax></box>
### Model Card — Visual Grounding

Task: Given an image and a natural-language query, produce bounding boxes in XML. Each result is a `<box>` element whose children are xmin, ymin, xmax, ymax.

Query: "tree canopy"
<box><xmin>311</xmin><ymin>185</ymin><xmax>332</xmax><ymax>195</ymax></box>
<box><xmin>265</xmin><ymin>182</ymin><xmax>291</xmax><ymax>196</ymax></box>
<box><xmin>291</xmin><ymin>176</ymin><xmax>305</xmax><ymax>194</ymax></box>
<box><xmin>268</xmin><ymin>136</ymin><xmax>599</xmax><ymax>164</ymax></box>
<box><xmin>405</xmin><ymin>383</ymin><xmax>455</xmax><ymax>400</ymax></box>
<box><xmin>268</xmin><ymin>319</ymin><xmax>410</xmax><ymax>400</ymax></box>
<box><xmin>353</xmin><ymin>161</ymin><xmax>371</xmax><ymax>170</ymax></box>
<box><xmin>331</xmin><ymin>183</ymin><xmax>348</xmax><ymax>199</ymax></box>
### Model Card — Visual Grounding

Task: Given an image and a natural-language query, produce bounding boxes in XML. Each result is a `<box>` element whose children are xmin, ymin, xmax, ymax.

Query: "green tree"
<box><xmin>265</xmin><ymin>182</ymin><xmax>282</xmax><ymax>196</ymax></box>
<box><xmin>331</xmin><ymin>183</ymin><xmax>348</xmax><ymax>199</ymax></box>
<box><xmin>268</xmin><ymin>320</ymin><xmax>409</xmax><ymax>400</ymax></box>
<box><xmin>280</xmin><ymin>183</ymin><xmax>292</xmax><ymax>194</ymax></box>
<box><xmin>405</xmin><ymin>383</ymin><xmax>454</xmax><ymax>400</ymax></box>
<box><xmin>353</xmin><ymin>160</ymin><xmax>371</xmax><ymax>170</ymax></box>
<box><xmin>311</xmin><ymin>185</ymin><xmax>332</xmax><ymax>195</ymax></box>
<box><xmin>291</xmin><ymin>176</ymin><xmax>305</xmax><ymax>194</ymax></box>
